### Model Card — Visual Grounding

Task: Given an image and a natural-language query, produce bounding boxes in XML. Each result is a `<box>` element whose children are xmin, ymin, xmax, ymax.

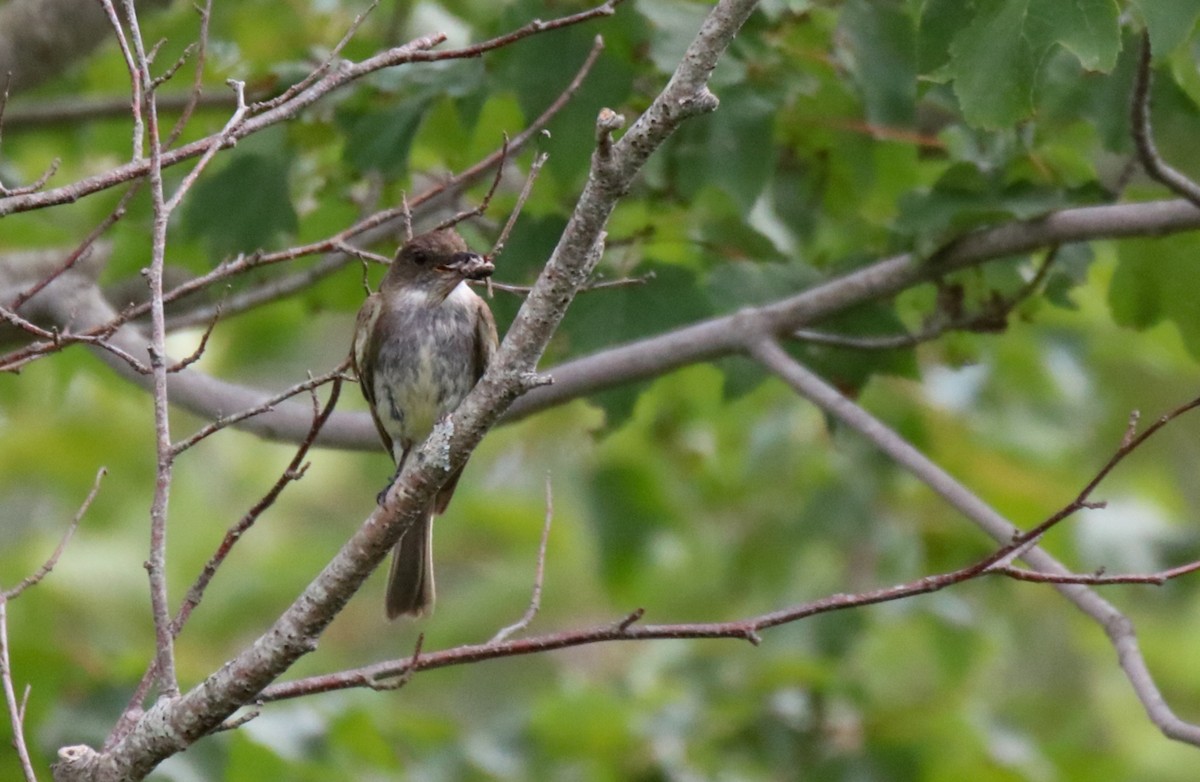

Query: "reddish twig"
<box><xmin>256</xmin><ymin>512</ymin><xmax>1200</xmax><ymax>703</ymax></box>
<box><xmin>0</xmin><ymin>0</ymin><xmax>621</xmax><ymax>217</ymax></box>
<box><xmin>0</xmin><ymin>305</ymin><xmax>149</xmax><ymax>374</ymax></box>
<box><xmin>8</xmin><ymin>188</ymin><xmax>141</xmax><ymax>312</ymax></box>
<box><xmin>170</xmin><ymin>362</ymin><xmax>349</xmax><ymax>455</ymax></box>
<box><xmin>434</xmin><ymin>134</ymin><xmax>509</xmax><ymax>233</ymax></box>
<box><xmin>253</xmin><ymin>0</ymin><xmax>381</xmax><ymax>114</ymax></box>
<box><xmin>109</xmin><ymin>374</ymin><xmax>344</xmax><ymax>749</ymax></box>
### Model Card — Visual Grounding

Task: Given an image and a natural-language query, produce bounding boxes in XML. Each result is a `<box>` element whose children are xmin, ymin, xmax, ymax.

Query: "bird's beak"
<box><xmin>438</xmin><ymin>252</ymin><xmax>494</xmax><ymax>281</ymax></box>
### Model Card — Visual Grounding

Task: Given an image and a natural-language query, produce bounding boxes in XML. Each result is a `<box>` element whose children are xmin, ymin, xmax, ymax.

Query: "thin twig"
<box><xmin>480</xmin><ymin>272</ymin><xmax>653</xmax><ymax>298</ymax></box>
<box><xmin>0</xmin><ymin>304</ymin><xmax>150</xmax><ymax>374</ymax></box>
<box><xmin>490</xmin><ymin>474</ymin><xmax>555</xmax><ymax>644</ymax></box>
<box><xmin>990</xmin><ymin>559</ymin><xmax>1200</xmax><ymax>586</ymax></box>
<box><xmin>173</xmin><ymin>373</ymin><xmax>345</xmax><ymax>635</ymax></box>
<box><xmin>747</xmin><ymin>336</ymin><xmax>1200</xmax><ymax>744</ymax></box>
<box><xmin>211</xmin><ymin>704</ymin><xmax>261</xmax><ymax>733</ymax></box>
<box><xmin>491</xmin><ymin>149</ymin><xmax>549</xmax><ymax>264</ymax></box>
<box><xmin>250</xmin><ymin>0</ymin><xmax>381</xmax><ymax>114</ymax></box>
<box><xmin>0</xmin><ymin>0</ymin><xmax>619</xmax><ymax>217</ymax></box>
<box><xmin>1</xmin><ymin>35</ymin><xmax>607</xmax><ymax>362</ymax></box>
<box><xmin>793</xmin><ymin>247</ymin><xmax>1058</xmax><ymax>350</ymax></box>
<box><xmin>1</xmin><ymin>468</ymin><xmax>106</xmax><ymax>601</ymax></box>
<box><xmin>8</xmin><ymin>188</ymin><xmax>140</xmax><ymax>312</ymax></box>
<box><xmin>166</xmin><ymin>304</ymin><xmax>221</xmax><ymax>372</ymax></box>
<box><xmin>110</xmin><ymin>375</ymin><xmax>345</xmax><ymax>749</ymax></box>
<box><xmin>258</xmin><ymin>509</ymin><xmax>1200</xmax><ymax>702</ymax></box>
<box><xmin>434</xmin><ymin>135</ymin><xmax>509</xmax><ymax>233</ymax></box>
<box><xmin>122</xmin><ymin>0</ymin><xmax>182</xmax><ymax>699</ymax></box>
<box><xmin>163</xmin><ymin>0</ymin><xmax>214</xmax><ymax>148</ymax></box>
<box><xmin>1130</xmin><ymin>31</ymin><xmax>1200</xmax><ymax>209</ymax></box>
<box><xmin>171</xmin><ymin>362</ymin><xmax>348</xmax><ymax>455</ymax></box>
<box><xmin>0</xmin><ymin>157</ymin><xmax>61</xmax><ymax>198</ymax></box>
<box><xmin>0</xmin><ymin>604</ymin><xmax>37</xmax><ymax>782</ymax></box>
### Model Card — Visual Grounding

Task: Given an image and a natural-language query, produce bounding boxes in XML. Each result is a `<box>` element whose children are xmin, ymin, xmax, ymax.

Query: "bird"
<box><xmin>351</xmin><ymin>227</ymin><xmax>499</xmax><ymax>619</ymax></box>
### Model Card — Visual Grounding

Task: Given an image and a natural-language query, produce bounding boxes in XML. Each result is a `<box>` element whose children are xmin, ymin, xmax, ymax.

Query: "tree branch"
<box><xmin>49</xmin><ymin>0</ymin><xmax>757</xmax><ymax>777</ymax></box>
<box><xmin>747</xmin><ymin>337</ymin><xmax>1200</xmax><ymax>746</ymax></box>
<box><xmin>0</xmin><ymin>0</ymin><xmax>620</xmax><ymax>217</ymax></box>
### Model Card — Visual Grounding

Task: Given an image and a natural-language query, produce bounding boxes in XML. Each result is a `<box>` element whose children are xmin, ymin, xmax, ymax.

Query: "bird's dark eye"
<box><xmin>411</xmin><ymin>249</ymin><xmax>428</xmax><ymax>265</ymax></box>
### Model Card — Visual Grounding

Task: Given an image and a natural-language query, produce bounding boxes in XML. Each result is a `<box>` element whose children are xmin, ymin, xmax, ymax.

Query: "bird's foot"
<box><xmin>376</xmin><ymin>465</ymin><xmax>403</xmax><ymax>505</ymax></box>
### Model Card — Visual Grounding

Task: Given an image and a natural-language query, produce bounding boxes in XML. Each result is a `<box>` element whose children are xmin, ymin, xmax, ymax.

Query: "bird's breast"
<box><xmin>370</xmin><ymin>285</ymin><xmax>483</xmax><ymax>446</ymax></box>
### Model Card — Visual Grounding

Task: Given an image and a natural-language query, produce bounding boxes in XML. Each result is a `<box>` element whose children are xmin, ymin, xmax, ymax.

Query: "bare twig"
<box><xmin>3</xmin><ymin>35</ymin><xmax>607</xmax><ymax>362</ymax></box>
<box><xmin>166</xmin><ymin>305</ymin><xmax>220</xmax><ymax>372</ymax></box>
<box><xmin>8</xmin><ymin>188</ymin><xmax>140</xmax><ymax>312</ymax></box>
<box><xmin>174</xmin><ymin>373</ymin><xmax>344</xmax><ymax>634</ymax></box>
<box><xmin>109</xmin><ymin>374</ymin><xmax>345</xmax><ymax>749</ymax></box>
<box><xmin>990</xmin><ymin>560</ymin><xmax>1200</xmax><ymax>586</ymax></box>
<box><xmin>0</xmin><ymin>156</ymin><xmax>60</xmax><ymax>198</ymax></box>
<box><xmin>490</xmin><ymin>474</ymin><xmax>555</xmax><ymax>644</ymax></box>
<box><xmin>747</xmin><ymin>337</ymin><xmax>1200</xmax><ymax>745</ymax></box>
<box><xmin>0</xmin><ymin>604</ymin><xmax>37</xmax><ymax>782</ymax></box>
<box><xmin>332</xmin><ymin>241</ymin><xmax>390</xmax><ymax>267</ymax></box>
<box><xmin>481</xmin><ymin>271</ymin><xmax>653</xmax><ymax>297</ymax></box>
<box><xmin>792</xmin><ymin>247</ymin><xmax>1058</xmax><ymax>350</ymax></box>
<box><xmin>172</xmin><ymin>363</ymin><xmax>348</xmax><ymax>455</ymax></box>
<box><xmin>121</xmin><ymin>0</ymin><xmax>181</xmax><ymax>700</ymax></box>
<box><xmin>3</xmin><ymin>91</ymin><xmax>258</xmax><ymax>128</ymax></box>
<box><xmin>98</xmin><ymin>0</ymin><xmax>145</xmax><ymax>160</ymax></box>
<box><xmin>0</xmin><ymin>304</ymin><xmax>150</xmax><ymax>374</ymax></box>
<box><xmin>1131</xmin><ymin>31</ymin><xmax>1200</xmax><ymax>209</ymax></box>
<box><xmin>163</xmin><ymin>0</ymin><xmax>214</xmax><ymax>148</ymax></box>
<box><xmin>490</xmin><ymin>149</ymin><xmax>549</xmax><ymax>264</ymax></box>
<box><xmin>434</xmin><ymin>134</ymin><xmax>508</xmax><ymax>233</ymax></box>
<box><xmin>256</xmin><ymin>527</ymin><xmax>1200</xmax><ymax>701</ymax></box>
<box><xmin>1</xmin><ymin>467</ymin><xmax>106</xmax><ymax>601</ymax></box>
<box><xmin>250</xmin><ymin>0</ymin><xmax>381</xmax><ymax>114</ymax></box>
<box><xmin>0</xmin><ymin>0</ymin><xmax>621</xmax><ymax>218</ymax></box>
<box><xmin>211</xmin><ymin>705</ymin><xmax>261</xmax><ymax>733</ymax></box>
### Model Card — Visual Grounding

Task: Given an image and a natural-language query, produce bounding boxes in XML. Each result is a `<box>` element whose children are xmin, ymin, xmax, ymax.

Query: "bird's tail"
<box><xmin>385</xmin><ymin>510</ymin><xmax>435</xmax><ymax>619</ymax></box>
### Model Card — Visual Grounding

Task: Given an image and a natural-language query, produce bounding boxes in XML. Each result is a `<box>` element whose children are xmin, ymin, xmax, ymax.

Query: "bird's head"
<box><xmin>381</xmin><ymin>228</ymin><xmax>494</xmax><ymax>295</ymax></box>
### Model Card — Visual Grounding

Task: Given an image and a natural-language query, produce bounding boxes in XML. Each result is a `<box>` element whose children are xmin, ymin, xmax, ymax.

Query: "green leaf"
<box><xmin>894</xmin><ymin>161</ymin><xmax>1095</xmax><ymax>256</ymax></box>
<box><xmin>1110</xmin><ymin>234</ymin><xmax>1200</xmax><ymax>359</ymax></box>
<box><xmin>562</xmin><ymin>264</ymin><xmax>714</xmax><ymax>426</ymax></box>
<box><xmin>1050</xmin><ymin>0</ymin><xmax>1122</xmax><ymax>71</ymax></box>
<box><xmin>585</xmin><ymin>463</ymin><xmax>671</xmax><ymax>592</ymax></box>
<box><xmin>838</xmin><ymin>0</ymin><xmax>917</xmax><ymax>127</ymax></box>
<box><xmin>338</xmin><ymin>99</ymin><xmax>431</xmax><ymax>178</ymax></box>
<box><xmin>637</xmin><ymin>0</ymin><xmax>714</xmax><ymax>74</ymax></box>
<box><xmin>916</xmin><ymin>0</ymin><xmax>978</xmax><ymax>76</ymax></box>
<box><xmin>181</xmin><ymin>132</ymin><xmax>298</xmax><ymax>258</ymax></box>
<box><xmin>672</xmin><ymin>89</ymin><xmax>777</xmax><ymax>214</ymax></box>
<box><xmin>1132</xmin><ymin>0</ymin><xmax>1200</xmax><ymax>59</ymax></box>
<box><xmin>946</xmin><ymin>0</ymin><xmax>1120</xmax><ymax>128</ymax></box>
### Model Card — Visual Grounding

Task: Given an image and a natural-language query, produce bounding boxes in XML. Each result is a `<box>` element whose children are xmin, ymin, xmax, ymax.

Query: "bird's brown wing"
<box><xmin>351</xmin><ymin>292</ymin><xmax>396</xmax><ymax>460</ymax></box>
<box><xmin>432</xmin><ymin>293</ymin><xmax>499</xmax><ymax>516</ymax></box>
<box><xmin>472</xmin><ymin>293</ymin><xmax>499</xmax><ymax>382</ymax></box>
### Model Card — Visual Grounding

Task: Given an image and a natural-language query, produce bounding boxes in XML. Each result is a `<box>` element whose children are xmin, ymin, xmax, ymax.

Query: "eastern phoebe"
<box><xmin>352</xmin><ymin>228</ymin><xmax>499</xmax><ymax>619</ymax></box>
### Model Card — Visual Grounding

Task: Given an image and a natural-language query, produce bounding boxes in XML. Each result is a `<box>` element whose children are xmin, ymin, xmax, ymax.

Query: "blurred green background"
<box><xmin>4</xmin><ymin>0</ymin><xmax>1200</xmax><ymax>779</ymax></box>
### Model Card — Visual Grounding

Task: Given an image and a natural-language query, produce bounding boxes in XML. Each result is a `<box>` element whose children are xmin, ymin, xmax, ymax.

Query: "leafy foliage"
<box><xmin>4</xmin><ymin>0</ymin><xmax>1200</xmax><ymax>780</ymax></box>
